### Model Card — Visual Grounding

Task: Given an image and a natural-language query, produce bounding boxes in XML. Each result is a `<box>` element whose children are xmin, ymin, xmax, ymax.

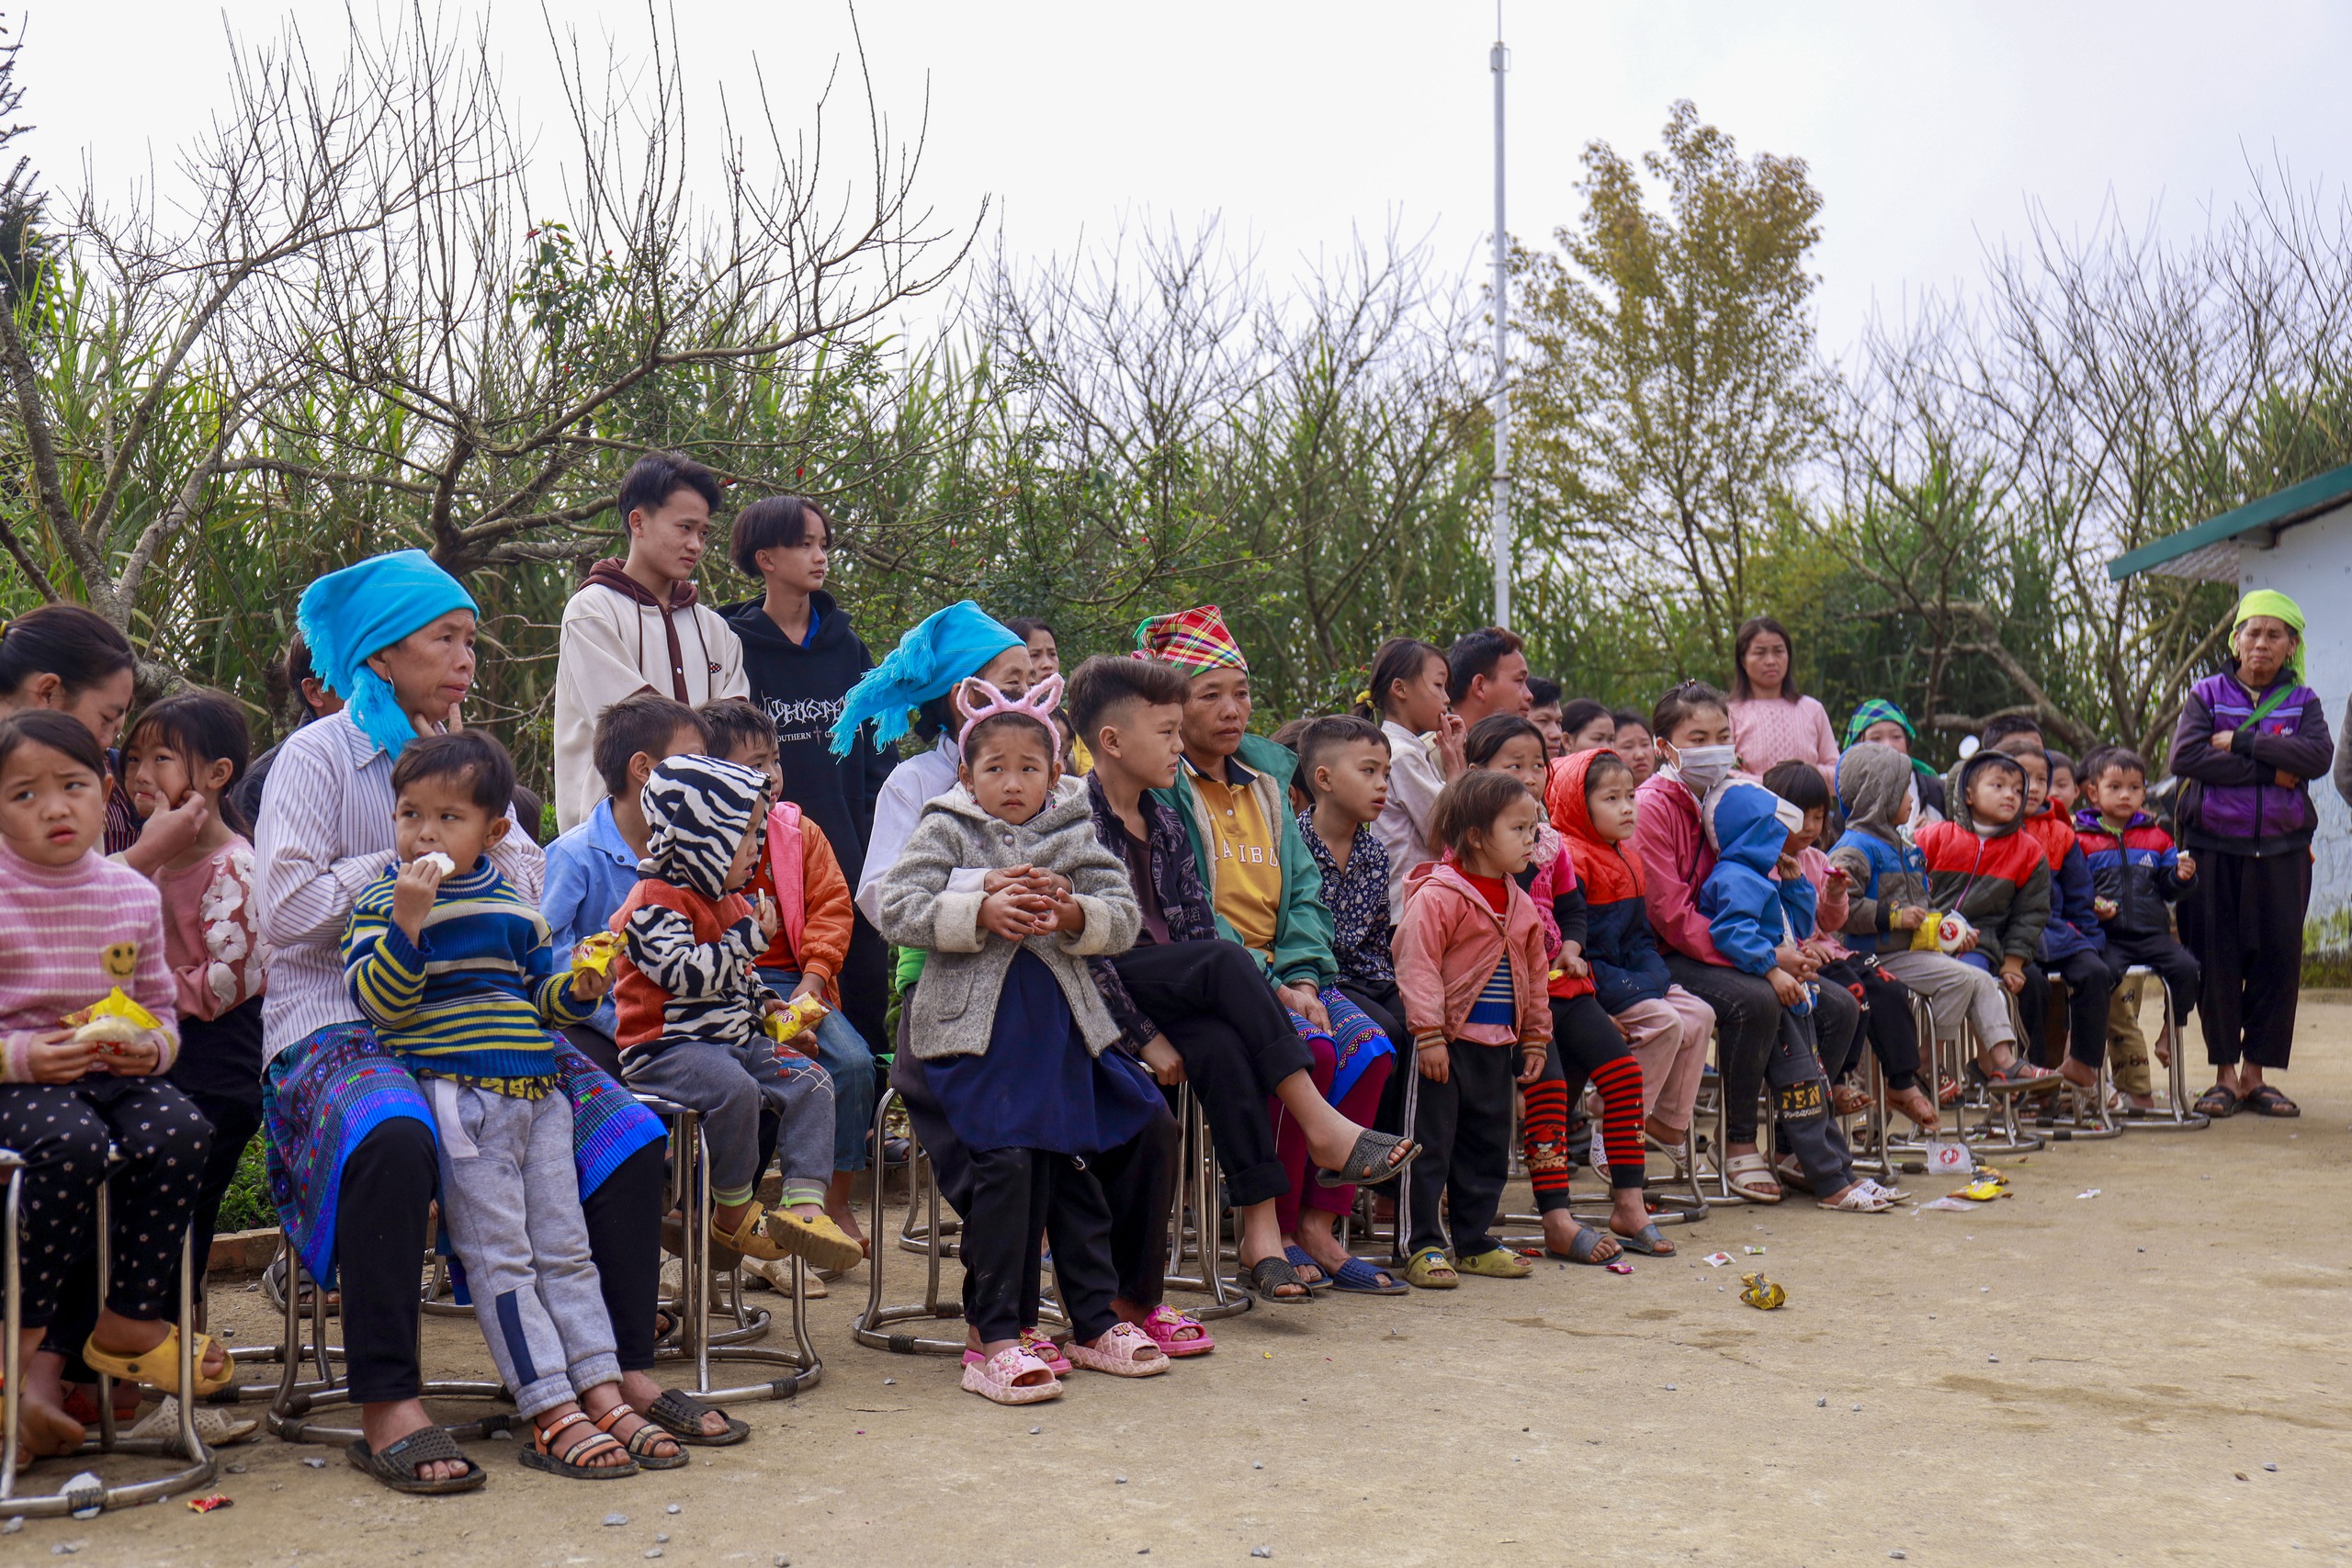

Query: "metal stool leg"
<box><xmin>2115</xmin><ymin>966</ymin><xmax>2210</xmax><ymax>1130</ymax></box>
<box><xmin>854</xmin><ymin>1087</ymin><xmax>971</xmax><ymax>1354</ymax></box>
<box><xmin>1162</xmin><ymin>1089</ymin><xmax>1250</xmax><ymax>1319</ymax></box>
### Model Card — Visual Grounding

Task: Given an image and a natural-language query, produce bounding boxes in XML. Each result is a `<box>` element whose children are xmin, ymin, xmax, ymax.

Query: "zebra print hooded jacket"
<box><xmin>610</xmin><ymin>754</ymin><xmax>784</xmax><ymax>1055</ymax></box>
<box><xmin>875</xmin><ymin>784</ymin><xmax>1142</xmax><ymax>1061</ymax></box>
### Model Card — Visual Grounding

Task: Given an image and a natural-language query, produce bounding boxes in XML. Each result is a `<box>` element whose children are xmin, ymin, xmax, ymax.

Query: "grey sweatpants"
<box><xmin>623</xmin><ymin>1038</ymin><xmax>835</xmax><ymax>1208</ymax></box>
<box><xmin>1878</xmin><ymin>949</ymin><xmax>2018</xmax><ymax>1049</ymax></box>
<box><xmin>426</xmin><ymin>1079</ymin><xmax>621</xmax><ymax>1420</ymax></box>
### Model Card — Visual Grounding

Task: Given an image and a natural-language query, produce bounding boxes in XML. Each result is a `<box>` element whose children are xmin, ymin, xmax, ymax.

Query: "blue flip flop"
<box><xmin>1323</xmin><ymin>1255</ymin><xmax>1408</xmax><ymax>1295</ymax></box>
<box><xmin>1282</xmin><ymin>1245</ymin><xmax>1330</xmax><ymax>1291</ymax></box>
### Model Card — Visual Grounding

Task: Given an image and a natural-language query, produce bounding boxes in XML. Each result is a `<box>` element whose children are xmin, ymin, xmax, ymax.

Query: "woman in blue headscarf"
<box><xmin>253</xmin><ymin>551</ymin><xmax>736</xmax><ymax>1494</ymax></box>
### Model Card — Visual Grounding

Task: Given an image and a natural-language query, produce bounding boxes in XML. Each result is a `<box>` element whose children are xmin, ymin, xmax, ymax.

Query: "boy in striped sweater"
<box><xmin>343</xmin><ymin>732</ymin><xmax>646</xmax><ymax>1477</ymax></box>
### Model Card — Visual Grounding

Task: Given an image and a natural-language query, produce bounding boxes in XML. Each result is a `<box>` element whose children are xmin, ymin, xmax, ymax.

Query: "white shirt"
<box><xmin>551</xmin><ymin>582</ymin><xmax>748</xmax><ymax>832</ymax></box>
<box><xmin>1372</xmin><ymin>718</ymin><xmax>1445</xmax><ymax>921</ymax></box>
<box><xmin>254</xmin><ymin>711</ymin><xmax>544</xmax><ymax>1060</ymax></box>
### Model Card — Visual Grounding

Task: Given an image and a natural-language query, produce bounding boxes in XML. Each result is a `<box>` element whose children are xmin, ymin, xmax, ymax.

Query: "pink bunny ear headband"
<box><xmin>956</xmin><ymin>672</ymin><xmax>1065</xmax><ymax>744</ymax></box>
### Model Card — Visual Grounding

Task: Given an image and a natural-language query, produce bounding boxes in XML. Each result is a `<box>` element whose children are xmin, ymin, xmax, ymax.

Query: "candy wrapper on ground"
<box><xmin>1950</xmin><ymin>1179</ymin><xmax>2009</xmax><ymax>1202</ymax></box>
<box><xmin>764</xmin><ymin>993</ymin><xmax>829</xmax><ymax>1047</ymax></box>
<box><xmin>570</xmin><ymin>931</ymin><xmax>620</xmax><ymax>978</ymax></box>
<box><xmin>1738</xmin><ymin>1271</ymin><xmax>1786</xmax><ymax>1310</ymax></box>
<box><xmin>187</xmin><ymin>1494</ymin><xmax>232</xmax><ymax>1513</ymax></box>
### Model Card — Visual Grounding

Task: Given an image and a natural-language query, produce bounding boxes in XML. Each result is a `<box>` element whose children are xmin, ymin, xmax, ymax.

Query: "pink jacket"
<box><xmin>1393</xmin><ymin>860</ymin><xmax>1554</xmax><ymax>1050</ymax></box>
<box><xmin>1635</xmin><ymin>770</ymin><xmax>1725</xmax><ymax>966</ymax></box>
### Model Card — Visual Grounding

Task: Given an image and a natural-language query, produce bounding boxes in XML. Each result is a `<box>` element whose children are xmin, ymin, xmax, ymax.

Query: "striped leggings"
<box><xmin>1521</xmin><ymin>993</ymin><xmax>1646</xmax><ymax>1209</ymax></box>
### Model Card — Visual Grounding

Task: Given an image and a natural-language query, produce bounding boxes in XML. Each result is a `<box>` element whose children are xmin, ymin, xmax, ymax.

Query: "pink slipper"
<box><xmin>1063</xmin><ymin>1322</ymin><xmax>1170</xmax><ymax>1378</ymax></box>
<box><xmin>960</xmin><ymin>1348</ymin><xmax>1062</xmax><ymax>1405</ymax></box>
<box><xmin>961</xmin><ymin>1332</ymin><xmax>1071</xmax><ymax>1376</ymax></box>
<box><xmin>1132</xmin><ymin>1304</ymin><xmax>1215</xmax><ymax>1358</ymax></box>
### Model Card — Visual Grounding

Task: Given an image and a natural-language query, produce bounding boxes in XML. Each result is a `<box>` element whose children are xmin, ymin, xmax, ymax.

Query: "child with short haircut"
<box><xmin>1760</xmin><ymin>760</ymin><xmax>1937</xmax><ymax>1133</ymax></box>
<box><xmin>610</xmin><ymin>754</ymin><xmax>863</xmax><ymax>1275</ymax></box>
<box><xmin>543</xmin><ymin>692</ymin><xmax>709</xmax><ymax>1077</ymax></box>
<box><xmin>1915</xmin><ymin>750</ymin><xmax>2063</xmax><ymax>1092</ymax></box>
<box><xmin>1697</xmin><ymin>779</ymin><xmax>1893</xmax><ymax>1212</ymax></box>
<box><xmin>119</xmin><ymin>690</ymin><xmax>269</xmax><ymax>1292</ymax></box>
<box><xmin>1830</xmin><ymin>741</ymin><xmax>2050</xmax><ymax>1096</ymax></box>
<box><xmin>1288</xmin><ymin>715</ymin><xmax>1406</xmax><ymax>1292</ymax></box>
<box><xmin>1547</xmin><ymin>748</ymin><xmax>1717</xmax><ymax>1171</ymax></box>
<box><xmin>699</xmin><ymin>696</ymin><xmax>877</xmax><ymax>1256</ymax></box>
<box><xmin>876</xmin><ymin>676</ymin><xmax>1174</xmax><ymax>1402</ymax></box>
<box><xmin>1393</xmin><ymin>771</ymin><xmax>1553</xmax><ymax>1287</ymax></box>
<box><xmin>343</xmin><ymin>730</ymin><xmax>667</xmax><ymax>1478</ymax></box>
<box><xmin>1996</xmin><ymin>738</ymin><xmax>2117</xmax><ymax>1091</ymax></box>
<box><xmin>1470</xmin><ymin>715</ymin><xmax>1664</xmax><ymax>1260</ymax></box>
<box><xmin>0</xmin><ymin>711</ymin><xmax>221</xmax><ymax>1465</ymax></box>
<box><xmin>2046</xmin><ymin>750</ymin><xmax>2080</xmax><ymax>821</ymax></box>
<box><xmin>2074</xmin><ymin>745</ymin><xmax>2199</xmax><ymax>1109</ymax></box>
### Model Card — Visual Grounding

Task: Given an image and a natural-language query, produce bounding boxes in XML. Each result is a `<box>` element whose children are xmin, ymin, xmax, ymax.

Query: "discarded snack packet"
<box><xmin>187</xmin><ymin>1494</ymin><xmax>233</xmax><ymax>1514</ymax></box>
<box><xmin>1702</xmin><ymin>1251</ymin><xmax>1733</xmax><ymax>1268</ymax></box>
<box><xmin>1605</xmin><ymin>1262</ymin><xmax>1634</xmax><ymax>1276</ymax></box>
<box><xmin>1743</xmin><ymin>1246</ymin><xmax>1766</xmax><ymax>1256</ymax></box>
<box><xmin>763</xmin><ymin>992</ymin><xmax>830</xmax><ymax>1047</ymax></box>
<box><xmin>1738</xmin><ymin>1271</ymin><xmax>1786</xmax><ymax>1310</ymax></box>
<box><xmin>1951</xmin><ymin>1179</ymin><xmax>2007</xmax><ymax>1202</ymax></box>
<box><xmin>570</xmin><ymin>931</ymin><xmax>620</xmax><ymax>978</ymax></box>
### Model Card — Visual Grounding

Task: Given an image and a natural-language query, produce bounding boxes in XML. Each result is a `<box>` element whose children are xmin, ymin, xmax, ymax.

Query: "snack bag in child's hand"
<box><xmin>570</xmin><ymin>931</ymin><xmax>620</xmax><ymax>978</ymax></box>
<box><xmin>764</xmin><ymin>993</ymin><xmax>829</xmax><ymax>1049</ymax></box>
<box><xmin>1911</xmin><ymin>910</ymin><xmax>1974</xmax><ymax>953</ymax></box>
<box><xmin>63</xmin><ymin>988</ymin><xmax>164</xmax><ymax>1055</ymax></box>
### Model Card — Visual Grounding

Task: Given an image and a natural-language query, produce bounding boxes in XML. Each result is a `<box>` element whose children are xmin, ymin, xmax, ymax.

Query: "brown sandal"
<box><xmin>519</xmin><ymin>1409</ymin><xmax>637</xmax><ymax>1480</ymax></box>
<box><xmin>594</xmin><ymin>1402</ymin><xmax>687</xmax><ymax>1470</ymax></box>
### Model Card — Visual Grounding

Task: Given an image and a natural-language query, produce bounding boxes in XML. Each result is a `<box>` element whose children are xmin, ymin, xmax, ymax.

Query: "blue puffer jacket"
<box><xmin>1697</xmin><ymin>781</ymin><xmax>1816</xmax><ymax>1010</ymax></box>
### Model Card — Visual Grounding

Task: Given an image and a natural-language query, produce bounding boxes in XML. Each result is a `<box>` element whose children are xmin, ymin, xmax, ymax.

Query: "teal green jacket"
<box><xmin>1149</xmin><ymin>733</ymin><xmax>1336</xmax><ymax>991</ymax></box>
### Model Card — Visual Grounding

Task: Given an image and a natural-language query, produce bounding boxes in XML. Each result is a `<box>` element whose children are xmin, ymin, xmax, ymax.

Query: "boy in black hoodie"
<box><xmin>721</xmin><ymin>495</ymin><xmax>898</xmax><ymax>1058</ymax></box>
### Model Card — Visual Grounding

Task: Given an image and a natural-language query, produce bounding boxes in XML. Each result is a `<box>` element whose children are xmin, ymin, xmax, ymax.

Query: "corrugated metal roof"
<box><xmin>2108</xmin><ymin>460</ymin><xmax>2352</xmax><ymax>581</ymax></box>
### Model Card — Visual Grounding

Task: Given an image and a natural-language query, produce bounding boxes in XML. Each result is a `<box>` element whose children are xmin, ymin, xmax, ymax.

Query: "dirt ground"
<box><xmin>22</xmin><ymin>1001</ymin><xmax>2352</xmax><ymax>1568</ymax></box>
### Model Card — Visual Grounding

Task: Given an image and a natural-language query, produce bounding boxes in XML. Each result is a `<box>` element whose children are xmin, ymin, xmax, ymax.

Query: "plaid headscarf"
<box><xmin>1842</xmin><ymin>697</ymin><xmax>1939</xmax><ymax>785</ymax></box>
<box><xmin>1134</xmin><ymin>604</ymin><xmax>1247</xmax><ymax>675</ymax></box>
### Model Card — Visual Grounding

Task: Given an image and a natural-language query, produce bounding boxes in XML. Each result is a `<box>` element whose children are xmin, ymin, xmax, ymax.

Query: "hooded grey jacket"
<box><xmin>1828</xmin><ymin>741</ymin><xmax>1930</xmax><ymax>953</ymax></box>
<box><xmin>874</xmin><ymin>784</ymin><xmax>1142</xmax><ymax>1060</ymax></box>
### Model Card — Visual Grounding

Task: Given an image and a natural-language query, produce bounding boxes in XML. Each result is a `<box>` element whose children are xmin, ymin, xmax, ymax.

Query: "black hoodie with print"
<box><xmin>722</xmin><ymin>591</ymin><xmax>896</xmax><ymax>886</ymax></box>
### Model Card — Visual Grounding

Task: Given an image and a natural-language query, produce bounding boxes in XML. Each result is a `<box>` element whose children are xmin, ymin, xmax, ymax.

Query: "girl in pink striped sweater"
<box><xmin>0</xmin><ymin>710</ymin><xmax>224</xmax><ymax>1471</ymax></box>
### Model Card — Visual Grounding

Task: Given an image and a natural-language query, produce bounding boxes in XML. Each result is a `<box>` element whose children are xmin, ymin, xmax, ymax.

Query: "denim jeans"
<box><xmin>758</xmin><ymin>967</ymin><xmax>879</xmax><ymax>1172</ymax></box>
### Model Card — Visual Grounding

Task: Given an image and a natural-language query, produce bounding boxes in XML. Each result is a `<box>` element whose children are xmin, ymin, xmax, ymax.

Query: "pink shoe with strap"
<box><xmin>1130</xmin><ymin>1304</ymin><xmax>1215</xmax><ymax>1358</ymax></box>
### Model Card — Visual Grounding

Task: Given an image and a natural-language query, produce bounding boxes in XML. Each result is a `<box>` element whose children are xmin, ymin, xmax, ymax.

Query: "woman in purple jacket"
<box><xmin>2170</xmin><ymin>590</ymin><xmax>2331</xmax><ymax>1119</ymax></box>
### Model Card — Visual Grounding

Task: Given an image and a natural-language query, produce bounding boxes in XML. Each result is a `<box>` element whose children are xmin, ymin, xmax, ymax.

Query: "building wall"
<box><xmin>2240</xmin><ymin>504</ymin><xmax>2352</xmax><ymax>927</ymax></box>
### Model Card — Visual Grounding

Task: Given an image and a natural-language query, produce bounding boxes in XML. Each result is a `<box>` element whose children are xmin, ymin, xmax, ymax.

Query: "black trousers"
<box><xmin>1406</xmin><ymin>1040</ymin><xmax>1516</xmax><ymax>1258</ymax></box>
<box><xmin>1817</xmin><ymin>956</ymin><xmax>1923</xmax><ymax>1090</ymax></box>
<box><xmin>334</xmin><ymin>1119</ymin><xmax>665</xmax><ymax>1404</ymax></box>
<box><xmin>1665</xmin><ymin>956</ymin><xmax>1853</xmax><ymax>1143</ymax></box>
<box><xmin>889</xmin><ymin>1052</ymin><xmax>1139</xmax><ymax>1339</ymax></box>
<box><xmin>1106</xmin><ymin>941</ymin><xmax>1312</xmax><ymax>1208</ymax></box>
<box><xmin>2021</xmin><ymin>948</ymin><xmax>2120</xmax><ymax>1069</ymax></box>
<box><xmin>2106</xmin><ymin>931</ymin><xmax>2200</xmax><ymax>1027</ymax></box>
<box><xmin>180</xmin><ymin>1088</ymin><xmax>263</xmax><ymax>1297</ymax></box>
<box><xmin>2179</xmin><ymin>850</ymin><xmax>2310</xmax><ymax>1069</ymax></box>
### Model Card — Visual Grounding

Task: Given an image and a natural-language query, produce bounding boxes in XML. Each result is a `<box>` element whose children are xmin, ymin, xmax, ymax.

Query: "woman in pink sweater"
<box><xmin>1728</xmin><ymin>616</ymin><xmax>1838</xmax><ymax>785</ymax></box>
<box><xmin>0</xmin><ymin>710</ymin><xmax>225</xmax><ymax>1471</ymax></box>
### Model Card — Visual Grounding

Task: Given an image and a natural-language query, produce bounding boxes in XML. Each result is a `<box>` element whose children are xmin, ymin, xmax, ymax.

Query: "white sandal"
<box><xmin>1724</xmin><ymin>1152</ymin><xmax>1783</xmax><ymax>1203</ymax></box>
<box><xmin>960</xmin><ymin>1348</ymin><xmax>1062</xmax><ymax>1405</ymax></box>
<box><xmin>1063</xmin><ymin>1322</ymin><xmax>1170</xmax><ymax>1379</ymax></box>
<box><xmin>1817</xmin><ymin>1182</ymin><xmax>1895</xmax><ymax>1213</ymax></box>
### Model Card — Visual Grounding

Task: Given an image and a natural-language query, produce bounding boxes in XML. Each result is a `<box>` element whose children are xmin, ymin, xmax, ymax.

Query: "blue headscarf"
<box><xmin>297</xmin><ymin>549</ymin><xmax>478</xmax><ymax>761</ymax></box>
<box><xmin>829</xmin><ymin>601</ymin><xmax>1022</xmax><ymax>757</ymax></box>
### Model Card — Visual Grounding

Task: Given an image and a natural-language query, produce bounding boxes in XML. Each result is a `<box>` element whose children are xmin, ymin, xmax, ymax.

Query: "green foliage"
<box><xmin>214</xmin><ymin>1134</ymin><xmax>276</xmax><ymax>1235</ymax></box>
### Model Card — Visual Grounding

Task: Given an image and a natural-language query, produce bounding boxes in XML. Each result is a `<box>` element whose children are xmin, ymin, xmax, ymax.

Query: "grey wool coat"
<box><xmin>873</xmin><ymin>784</ymin><xmax>1142</xmax><ymax>1060</ymax></box>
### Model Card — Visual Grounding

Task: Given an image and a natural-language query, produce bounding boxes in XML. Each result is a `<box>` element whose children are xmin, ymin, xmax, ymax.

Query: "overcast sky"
<box><xmin>18</xmin><ymin>1</ymin><xmax>2352</xmax><ymax>359</ymax></box>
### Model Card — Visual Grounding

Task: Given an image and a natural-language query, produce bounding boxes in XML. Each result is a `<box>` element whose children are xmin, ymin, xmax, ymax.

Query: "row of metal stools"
<box><xmin>2</xmin><ymin>1096</ymin><xmax>821</xmax><ymax>1520</ymax></box>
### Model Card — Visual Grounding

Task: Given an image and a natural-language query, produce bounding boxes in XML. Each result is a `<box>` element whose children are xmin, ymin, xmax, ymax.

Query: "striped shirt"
<box><xmin>343</xmin><ymin>859</ymin><xmax>590</xmax><ymax>1089</ymax></box>
<box><xmin>1466</xmin><ymin>953</ymin><xmax>1518</xmax><ymax>1029</ymax></box>
<box><xmin>0</xmin><ymin>840</ymin><xmax>180</xmax><ymax>1081</ymax></box>
<box><xmin>254</xmin><ymin>711</ymin><xmax>544</xmax><ymax>1061</ymax></box>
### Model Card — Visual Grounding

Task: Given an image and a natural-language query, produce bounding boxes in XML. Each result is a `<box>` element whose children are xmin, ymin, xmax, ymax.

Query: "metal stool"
<box><xmin>1925</xmin><ymin>1010</ymin><xmax>2044</xmax><ymax>1156</ymax></box>
<box><xmin>266</xmin><ymin>1250</ymin><xmax>516</xmax><ymax>1446</ymax></box>
<box><xmin>2114</xmin><ymin>965</ymin><xmax>2210</xmax><ymax>1131</ymax></box>
<box><xmin>2</xmin><ymin>1146</ymin><xmax>218</xmax><ymax>1517</ymax></box>
<box><xmin>854</xmin><ymin>1086</ymin><xmax>983</xmax><ymax>1355</ymax></box>
<box><xmin>643</xmin><ymin>1095</ymin><xmax>819</xmax><ymax>1403</ymax></box>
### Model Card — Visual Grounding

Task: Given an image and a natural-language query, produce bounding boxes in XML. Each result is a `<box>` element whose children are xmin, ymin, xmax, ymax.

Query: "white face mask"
<box><xmin>1897</xmin><ymin>777</ymin><xmax>1921</xmax><ymax>845</ymax></box>
<box><xmin>1674</xmin><ymin>744</ymin><xmax>1738</xmax><ymax>798</ymax></box>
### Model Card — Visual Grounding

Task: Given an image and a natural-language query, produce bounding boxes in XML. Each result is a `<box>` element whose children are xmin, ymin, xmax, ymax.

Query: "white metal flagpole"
<box><xmin>1489</xmin><ymin>16</ymin><xmax>1510</xmax><ymax>628</ymax></box>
